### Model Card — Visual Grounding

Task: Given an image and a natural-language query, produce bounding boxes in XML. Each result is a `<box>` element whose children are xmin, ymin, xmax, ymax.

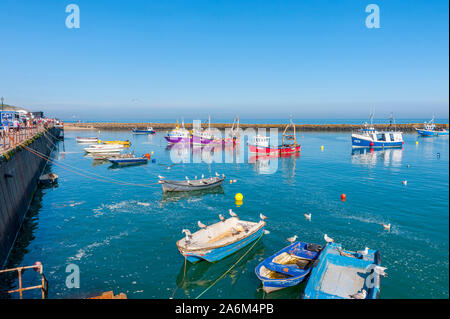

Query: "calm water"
<box><xmin>3</xmin><ymin>130</ymin><xmax>449</xmax><ymax>299</ymax></box>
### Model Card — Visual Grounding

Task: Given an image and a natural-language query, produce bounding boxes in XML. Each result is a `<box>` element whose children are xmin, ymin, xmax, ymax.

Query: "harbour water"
<box><xmin>3</xmin><ymin>129</ymin><xmax>449</xmax><ymax>299</ymax></box>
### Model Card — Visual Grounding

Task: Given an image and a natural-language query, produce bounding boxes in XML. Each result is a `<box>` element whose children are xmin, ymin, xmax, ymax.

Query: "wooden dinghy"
<box><xmin>39</xmin><ymin>173</ymin><xmax>58</xmax><ymax>185</ymax></box>
<box><xmin>159</xmin><ymin>176</ymin><xmax>225</xmax><ymax>192</ymax></box>
<box><xmin>176</xmin><ymin>215</ymin><xmax>266</xmax><ymax>263</ymax></box>
<box><xmin>255</xmin><ymin>241</ymin><xmax>322</xmax><ymax>293</ymax></box>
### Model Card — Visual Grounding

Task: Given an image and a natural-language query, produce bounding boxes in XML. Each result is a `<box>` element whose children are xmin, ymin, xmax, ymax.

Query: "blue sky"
<box><xmin>0</xmin><ymin>0</ymin><xmax>448</xmax><ymax>120</ymax></box>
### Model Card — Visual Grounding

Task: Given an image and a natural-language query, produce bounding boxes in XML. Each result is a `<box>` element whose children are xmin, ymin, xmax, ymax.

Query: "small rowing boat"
<box><xmin>100</xmin><ymin>140</ymin><xmax>131</xmax><ymax>146</ymax></box>
<box><xmin>108</xmin><ymin>154</ymin><xmax>150</xmax><ymax>165</ymax></box>
<box><xmin>39</xmin><ymin>173</ymin><xmax>58</xmax><ymax>185</ymax></box>
<box><xmin>76</xmin><ymin>137</ymin><xmax>98</xmax><ymax>143</ymax></box>
<box><xmin>159</xmin><ymin>175</ymin><xmax>225</xmax><ymax>192</ymax></box>
<box><xmin>303</xmin><ymin>242</ymin><xmax>383</xmax><ymax>299</ymax></box>
<box><xmin>255</xmin><ymin>241</ymin><xmax>322</xmax><ymax>293</ymax></box>
<box><xmin>84</xmin><ymin>146</ymin><xmax>122</xmax><ymax>153</ymax></box>
<box><xmin>132</xmin><ymin>127</ymin><xmax>156</xmax><ymax>134</ymax></box>
<box><xmin>176</xmin><ymin>214</ymin><xmax>266</xmax><ymax>263</ymax></box>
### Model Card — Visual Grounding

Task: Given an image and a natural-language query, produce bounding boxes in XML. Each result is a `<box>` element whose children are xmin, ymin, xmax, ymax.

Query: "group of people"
<box><xmin>1</xmin><ymin>116</ymin><xmax>62</xmax><ymax>145</ymax></box>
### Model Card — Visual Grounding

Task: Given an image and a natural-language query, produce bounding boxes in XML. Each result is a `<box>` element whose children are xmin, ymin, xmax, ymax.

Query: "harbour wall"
<box><xmin>0</xmin><ymin>128</ymin><xmax>60</xmax><ymax>268</ymax></box>
<box><xmin>63</xmin><ymin>122</ymin><xmax>449</xmax><ymax>132</ymax></box>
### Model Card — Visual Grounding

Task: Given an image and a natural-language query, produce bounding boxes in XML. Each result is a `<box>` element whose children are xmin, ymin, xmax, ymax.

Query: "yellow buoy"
<box><xmin>235</xmin><ymin>200</ymin><xmax>243</xmax><ymax>207</ymax></box>
<box><xmin>415</xmin><ymin>141</ymin><xmax>419</xmax><ymax>145</ymax></box>
<box><xmin>151</xmin><ymin>151</ymin><xmax>154</xmax><ymax>155</ymax></box>
<box><xmin>321</xmin><ymin>145</ymin><xmax>324</xmax><ymax>151</ymax></box>
<box><xmin>235</xmin><ymin>193</ymin><xmax>243</xmax><ymax>201</ymax></box>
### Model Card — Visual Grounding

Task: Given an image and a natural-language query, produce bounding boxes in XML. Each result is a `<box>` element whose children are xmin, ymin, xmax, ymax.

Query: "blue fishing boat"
<box><xmin>131</xmin><ymin>127</ymin><xmax>156</xmax><ymax>134</ymax></box>
<box><xmin>416</xmin><ymin>116</ymin><xmax>449</xmax><ymax>136</ymax></box>
<box><xmin>303</xmin><ymin>242</ymin><xmax>383</xmax><ymax>299</ymax></box>
<box><xmin>255</xmin><ymin>241</ymin><xmax>322</xmax><ymax>293</ymax></box>
<box><xmin>176</xmin><ymin>214</ymin><xmax>266</xmax><ymax>263</ymax></box>
<box><xmin>352</xmin><ymin>113</ymin><xmax>403</xmax><ymax>148</ymax></box>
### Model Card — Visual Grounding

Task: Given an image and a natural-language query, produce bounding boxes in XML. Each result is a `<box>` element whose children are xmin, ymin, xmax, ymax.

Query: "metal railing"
<box><xmin>0</xmin><ymin>263</ymin><xmax>48</xmax><ymax>299</ymax></box>
<box><xmin>0</xmin><ymin>125</ymin><xmax>53</xmax><ymax>155</ymax></box>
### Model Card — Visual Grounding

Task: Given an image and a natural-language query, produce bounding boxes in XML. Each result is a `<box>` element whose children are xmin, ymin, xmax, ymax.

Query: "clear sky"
<box><xmin>0</xmin><ymin>0</ymin><xmax>448</xmax><ymax>120</ymax></box>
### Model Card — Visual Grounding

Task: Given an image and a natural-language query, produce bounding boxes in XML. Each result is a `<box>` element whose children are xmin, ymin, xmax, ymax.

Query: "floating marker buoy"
<box><xmin>341</xmin><ymin>194</ymin><xmax>346</xmax><ymax>201</ymax></box>
<box><xmin>151</xmin><ymin>151</ymin><xmax>154</xmax><ymax>155</ymax></box>
<box><xmin>151</xmin><ymin>159</ymin><xmax>156</xmax><ymax>163</ymax></box>
<box><xmin>233</xmin><ymin>179</ymin><xmax>237</xmax><ymax>183</ymax></box>
<box><xmin>230</xmin><ymin>180</ymin><xmax>233</xmax><ymax>184</ymax></box>
<box><xmin>321</xmin><ymin>145</ymin><xmax>324</xmax><ymax>151</ymax></box>
<box><xmin>370</xmin><ymin>142</ymin><xmax>374</xmax><ymax>147</ymax></box>
<box><xmin>235</xmin><ymin>193</ymin><xmax>243</xmax><ymax>201</ymax></box>
<box><xmin>416</xmin><ymin>141</ymin><xmax>419</xmax><ymax>145</ymax></box>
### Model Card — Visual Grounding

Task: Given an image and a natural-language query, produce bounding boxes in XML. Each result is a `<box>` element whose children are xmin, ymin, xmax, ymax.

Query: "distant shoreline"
<box><xmin>63</xmin><ymin>122</ymin><xmax>449</xmax><ymax>132</ymax></box>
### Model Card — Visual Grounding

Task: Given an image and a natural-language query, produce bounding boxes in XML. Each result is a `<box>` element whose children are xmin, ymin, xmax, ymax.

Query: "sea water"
<box><xmin>2</xmin><ymin>130</ymin><xmax>448</xmax><ymax>299</ymax></box>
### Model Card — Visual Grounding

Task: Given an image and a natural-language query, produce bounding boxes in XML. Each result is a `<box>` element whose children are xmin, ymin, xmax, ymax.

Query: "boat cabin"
<box><xmin>252</xmin><ymin>135</ymin><xmax>270</xmax><ymax>147</ymax></box>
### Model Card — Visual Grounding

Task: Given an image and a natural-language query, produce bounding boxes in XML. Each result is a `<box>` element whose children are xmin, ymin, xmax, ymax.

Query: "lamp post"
<box><xmin>1</xmin><ymin>96</ymin><xmax>4</xmax><ymax>111</ymax></box>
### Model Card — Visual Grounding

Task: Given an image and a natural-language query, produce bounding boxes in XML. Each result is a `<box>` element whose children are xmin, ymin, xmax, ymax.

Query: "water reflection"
<box><xmin>160</xmin><ymin>187</ymin><xmax>225</xmax><ymax>207</ymax></box>
<box><xmin>351</xmin><ymin>148</ymin><xmax>403</xmax><ymax>167</ymax></box>
<box><xmin>249</xmin><ymin>154</ymin><xmax>299</xmax><ymax>176</ymax></box>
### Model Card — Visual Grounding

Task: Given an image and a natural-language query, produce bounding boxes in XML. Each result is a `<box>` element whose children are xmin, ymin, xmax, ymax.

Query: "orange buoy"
<box><xmin>341</xmin><ymin>194</ymin><xmax>346</xmax><ymax>201</ymax></box>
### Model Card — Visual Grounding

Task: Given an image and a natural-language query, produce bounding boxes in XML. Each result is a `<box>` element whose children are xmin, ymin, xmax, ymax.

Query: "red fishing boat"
<box><xmin>248</xmin><ymin>118</ymin><xmax>301</xmax><ymax>156</ymax></box>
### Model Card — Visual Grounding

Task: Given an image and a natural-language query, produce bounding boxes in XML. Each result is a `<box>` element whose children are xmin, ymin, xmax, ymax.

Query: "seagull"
<box><xmin>215</xmin><ymin>172</ymin><xmax>220</xmax><ymax>177</ymax></box>
<box><xmin>219</xmin><ymin>214</ymin><xmax>225</xmax><ymax>222</ymax></box>
<box><xmin>197</xmin><ymin>221</ymin><xmax>207</xmax><ymax>230</ymax></box>
<box><xmin>349</xmin><ymin>289</ymin><xmax>367</xmax><ymax>299</ymax></box>
<box><xmin>181</xmin><ymin>229</ymin><xmax>192</xmax><ymax>243</ymax></box>
<box><xmin>229</xmin><ymin>209</ymin><xmax>239</xmax><ymax>219</ymax></box>
<box><xmin>158</xmin><ymin>163</ymin><xmax>177</xmax><ymax>170</ymax></box>
<box><xmin>201</xmin><ymin>174</ymin><xmax>205</xmax><ymax>179</ymax></box>
<box><xmin>286</xmin><ymin>235</ymin><xmax>298</xmax><ymax>244</ymax></box>
<box><xmin>324</xmin><ymin>234</ymin><xmax>334</xmax><ymax>243</ymax></box>
<box><xmin>373</xmin><ymin>266</ymin><xmax>388</xmax><ymax>277</ymax></box>
<box><xmin>382</xmin><ymin>223</ymin><xmax>391</xmax><ymax>231</ymax></box>
<box><xmin>402</xmin><ymin>180</ymin><xmax>407</xmax><ymax>186</ymax></box>
<box><xmin>259</xmin><ymin>213</ymin><xmax>268</xmax><ymax>221</ymax></box>
<box><xmin>304</xmin><ymin>213</ymin><xmax>312</xmax><ymax>221</ymax></box>
<box><xmin>158</xmin><ymin>175</ymin><xmax>165</xmax><ymax>179</ymax></box>
<box><xmin>357</xmin><ymin>247</ymin><xmax>369</xmax><ymax>257</ymax></box>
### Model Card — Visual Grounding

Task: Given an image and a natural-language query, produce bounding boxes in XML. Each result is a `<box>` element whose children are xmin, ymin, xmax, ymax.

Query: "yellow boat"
<box><xmin>99</xmin><ymin>140</ymin><xmax>131</xmax><ymax>146</ymax></box>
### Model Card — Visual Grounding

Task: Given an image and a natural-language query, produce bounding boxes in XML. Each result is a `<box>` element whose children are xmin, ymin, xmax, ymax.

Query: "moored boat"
<box><xmin>131</xmin><ymin>127</ymin><xmax>156</xmax><ymax>134</ymax></box>
<box><xmin>39</xmin><ymin>173</ymin><xmax>58</xmax><ymax>185</ymax></box>
<box><xmin>108</xmin><ymin>153</ymin><xmax>150</xmax><ymax>165</ymax></box>
<box><xmin>76</xmin><ymin>137</ymin><xmax>98</xmax><ymax>143</ymax></box>
<box><xmin>176</xmin><ymin>214</ymin><xmax>266</xmax><ymax>263</ymax></box>
<box><xmin>248</xmin><ymin>117</ymin><xmax>301</xmax><ymax>156</ymax></box>
<box><xmin>303</xmin><ymin>242</ymin><xmax>384</xmax><ymax>299</ymax></box>
<box><xmin>416</xmin><ymin>116</ymin><xmax>449</xmax><ymax>136</ymax></box>
<box><xmin>255</xmin><ymin>241</ymin><xmax>322</xmax><ymax>293</ymax></box>
<box><xmin>165</xmin><ymin>121</ymin><xmax>192</xmax><ymax>144</ymax></box>
<box><xmin>101</xmin><ymin>140</ymin><xmax>131</xmax><ymax>146</ymax></box>
<box><xmin>84</xmin><ymin>146</ymin><xmax>122</xmax><ymax>153</ymax></box>
<box><xmin>159</xmin><ymin>175</ymin><xmax>225</xmax><ymax>192</ymax></box>
<box><xmin>352</xmin><ymin>113</ymin><xmax>404</xmax><ymax>148</ymax></box>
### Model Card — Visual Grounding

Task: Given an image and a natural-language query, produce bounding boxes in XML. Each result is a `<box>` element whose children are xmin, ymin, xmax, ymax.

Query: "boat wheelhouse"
<box><xmin>164</xmin><ymin>121</ymin><xmax>192</xmax><ymax>144</ymax></box>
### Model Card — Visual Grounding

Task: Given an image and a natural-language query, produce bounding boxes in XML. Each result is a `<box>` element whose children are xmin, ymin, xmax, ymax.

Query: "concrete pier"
<box><xmin>0</xmin><ymin>127</ymin><xmax>61</xmax><ymax>268</ymax></box>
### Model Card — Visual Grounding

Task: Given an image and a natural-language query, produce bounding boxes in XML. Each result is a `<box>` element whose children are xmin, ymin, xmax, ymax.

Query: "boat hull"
<box><xmin>160</xmin><ymin>177</ymin><xmax>224</xmax><ymax>192</ymax></box>
<box><xmin>108</xmin><ymin>158</ymin><xmax>148</xmax><ymax>165</ymax></box>
<box><xmin>248</xmin><ymin>144</ymin><xmax>301</xmax><ymax>155</ymax></box>
<box><xmin>416</xmin><ymin>129</ymin><xmax>449</xmax><ymax>136</ymax></box>
<box><xmin>132</xmin><ymin>129</ymin><xmax>155</xmax><ymax>134</ymax></box>
<box><xmin>191</xmin><ymin>134</ymin><xmax>214</xmax><ymax>145</ymax></box>
<box><xmin>351</xmin><ymin>136</ymin><xmax>403</xmax><ymax>148</ymax></box>
<box><xmin>182</xmin><ymin>227</ymin><xmax>265</xmax><ymax>263</ymax></box>
<box><xmin>164</xmin><ymin>136</ymin><xmax>192</xmax><ymax>144</ymax></box>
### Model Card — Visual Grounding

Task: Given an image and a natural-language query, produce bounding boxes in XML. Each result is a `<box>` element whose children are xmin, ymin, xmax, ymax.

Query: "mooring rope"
<box><xmin>170</xmin><ymin>255</ymin><xmax>188</xmax><ymax>299</ymax></box>
<box><xmin>195</xmin><ymin>234</ymin><xmax>263</xmax><ymax>299</ymax></box>
<box><xmin>23</xmin><ymin>145</ymin><xmax>160</xmax><ymax>188</ymax></box>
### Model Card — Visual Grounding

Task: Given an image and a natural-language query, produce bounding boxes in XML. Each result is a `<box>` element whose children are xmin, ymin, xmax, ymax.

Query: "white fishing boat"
<box><xmin>76</xmin><ymin>137</ymin><xmax>98</xmax><ymax>143</ymax></box>
<box><xmin>84</xmin><ymin>146</ymin><xmax>122</xmax><ymax>153</ymax></box>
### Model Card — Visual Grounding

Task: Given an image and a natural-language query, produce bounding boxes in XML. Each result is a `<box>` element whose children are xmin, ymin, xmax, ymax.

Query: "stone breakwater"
<box><xmin>0</xmin><ymin>127</ymin><xmax>61</xmax><ymax>268</ymax></box>
<box><xmin>63</xmin><ymin>122</ymin><xmax>448</xmax><ymax>132</ymax></box>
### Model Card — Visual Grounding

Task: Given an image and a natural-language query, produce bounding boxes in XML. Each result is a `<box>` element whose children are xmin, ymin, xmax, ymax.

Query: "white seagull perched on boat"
<box><xmin>373</xmin><ymin>266</ymin><xmax>388</xmax><ymax>277</ymax></box>
<box><xmin>197</xmin><ymin>221</ymin><xmax>207</xmax><ymax>230</ymax></box>
<box><xmin>259</xmin><ymin>213</ymin><xmax>268</xmax><ymax>221</ymax></box>
<box><xmin>286</xmin><ymin>235</ymin><xmax>298</xmax><ymax>244</ymax></box>
<box><xmin>349</xmin><ymin>289</ymin><xmax>367</xmax><ymax>299</ymax></box>
<box><xmin>324</xmin><ymin>234</ymin><xmax>334</xmax><ymax>243</ymax></box>
<box><xmin>219</xmin><ymin>214</ymin><xmax>225</xmax><ymax>222</ymax></box>
<box><xmin>229</xmin><ymin>209</ymin><xmax>239</xmax><ymax>219</ymax></box>
<box><xmin>357</xmin><ymin>247</ymin><xmax>369</xmax><ymax>257</ymax></box>
<box><xmin>181</xmin><ymin>229</ymin><xmax>192</xmax><ymax>242</ymax></box>
<box><xmin>304</xmin><ymin>213</ymin><xmax>312</xmax><ymax>221</ymax></box>
<box><xmin>382</xmin><ymin>223</ymin><xmax>391</xmax><ymax>231</ymax></box>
